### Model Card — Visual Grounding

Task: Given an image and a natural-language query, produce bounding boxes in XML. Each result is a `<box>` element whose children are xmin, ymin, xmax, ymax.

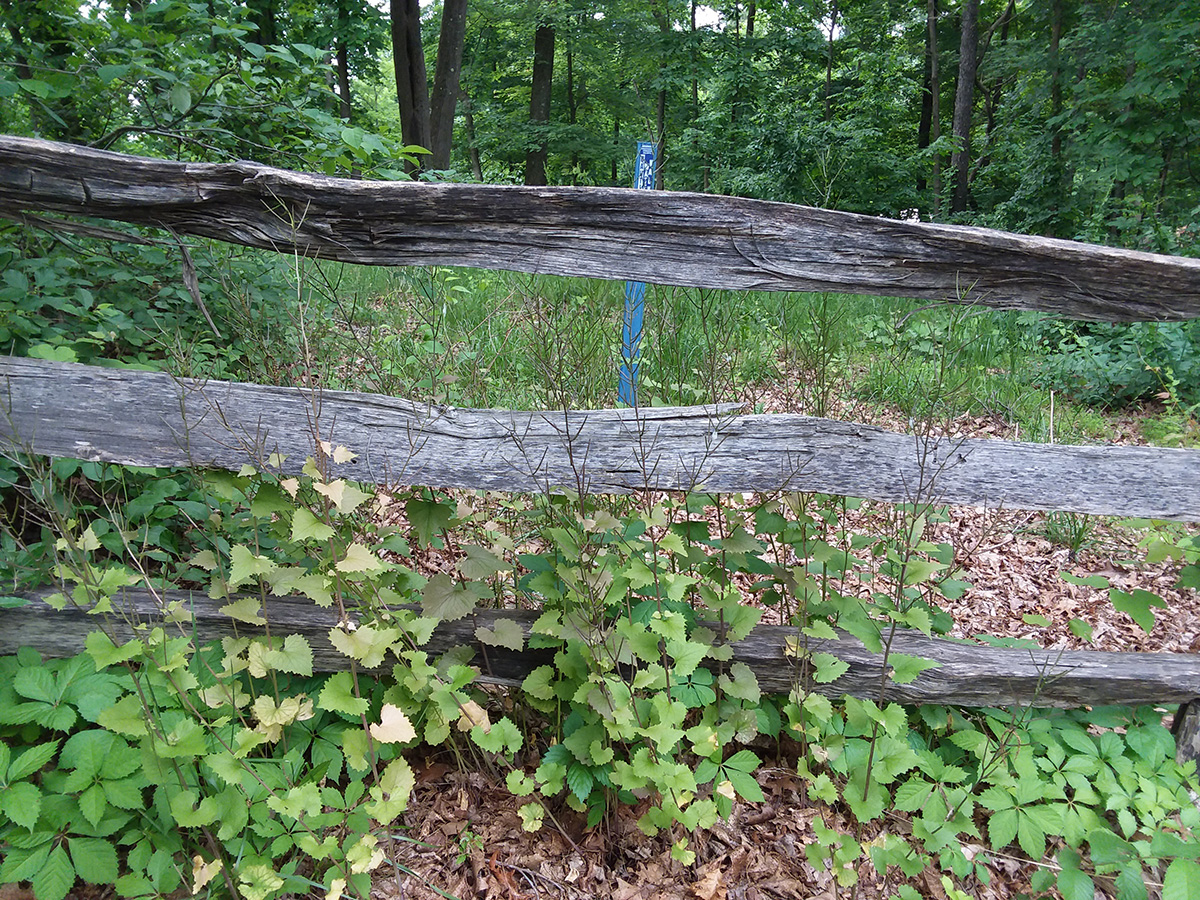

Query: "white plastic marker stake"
<box><xmin>618</xmin><ymin>141</ymin><xmax>658</xmax><ymax>407</ymax></box>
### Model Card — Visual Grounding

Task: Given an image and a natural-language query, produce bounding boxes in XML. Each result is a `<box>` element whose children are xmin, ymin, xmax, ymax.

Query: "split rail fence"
<box><xmin>2</xmin><ymin>137</ymin><xmax>1200</xmax><ymax>758</ymax></box>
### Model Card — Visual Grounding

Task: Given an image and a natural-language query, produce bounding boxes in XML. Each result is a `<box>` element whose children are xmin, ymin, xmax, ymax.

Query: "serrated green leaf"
<box><xmin>69</xmin><ymin>837</ymin><xmax>118</xmax><ymax>885</ymax></box>
<box><xmin>7</xmin><ymin>739</ymin><xmax>60</xmax><ymax>780</ymax></box>
<box><xmin>810</xmin><ymin>651</ymin><xmax>850</xmax><ymax>684</ymax></box>
<box><xmin>263</xmin><ymin>633</ymin><xmax>314</xmax><ymax>676</ymax></box>
<box><xmin>1057</xmin><ymin>853</ymin><xmax>1095</xmax><ymax>900</ymax></box>
<box><xmin>97</xmin><ymin>695</ymin><xmax>148</xmax><ymax>737</ymax></box>
<box><xmin>1114</xmin><ymin>863</ymin><xmax>1148</xmax><ymax>900</ymax></box>
<box><xmin>228</xmin><ymin>544</ymin><xmax>277</xmax><ymax>588</ymax></box>
<box><xmin>988</xmin><ymin>808</ymin><xmax>1017</xmax><ymax>850</ymax></box>
<box><xmin>1164</xmin><ymin>859</ymin><xmax>1200</xmax><ymax>900</ymax></box>
<box><xmin>318</xmin><ymin>671</ymin><xmax>369</xmax><ymax>717</ymax></box>
<box><xmin>471</xmin><ymin>716</ymin><xmax>522</xmax><ymax>756</ymax></box>
<box><xmin>328</xmin><ymin>624</ymin><xmax>398</xmax><ymax>668</ymax></box>
<box><xmin>102</xmin><ymin>776</ymin><xmax>144</xmax><ymax>810</ymax></box>
<box><xmin>566</xmin><ymin>762</ymin><xmax>594</xmax><ymax>803</ymax></box>
<box><xmin>32</xmin><ymin>844</ymin><xmax>75</xmax><ymax>900</ymax></box>
<box><xmin>15</xmin><ymin>667</ymin><xmax>56</xmax><ymax>702</ymax></box>
<box><xmin>406</xmin><ymin>498</ymin><xmax>452</xmax><ymax>547</ymax></box>
<box><xmin>1017</xmin><ymin>811</ymin><xmax>1047</xmax><ymax>860</ymax></box>
<box><xmin>291</xmin><ymin>507</ymin><xmax>334</xmax><ymax>541</ymax></box>
<box><xmin>459</xmin><ymin>545</ymin><xmax>511</xmax><ymax>580</ymax></box>
<box><xmin>888</xmin><ymin>653</ymin><xmax>942</xmax><ymax>685</ymax></box>
<box><xmin>336</xmin><ymin>542</ymin><xmax>385</xmax><ymax>574</ymax></box>
<box><xmin>719</xmin><ymin>662</ymin><xmax>761</xmax><ymax>703</ymax></box>
<box><xmin>314</xmin><ymin>479</ymin><xmax>373</xmax><ymax>514</ymax></box>
<box><xmin>422</xmin><ymin>573</ymin><xmax>478</xmax><ymax>621</ymax></box>
<box><xmin>1</xmin><ymin>781</ymin><xmax>41</xmax><ymax>830</ymax></box>
<box><xmin>79</xmin><ymin>783</ymin><xmax>107</xmax><ymax>828</ymax></box>
<box><xmin>522</xmin><ymin>666</ymin><xmax>556</xmax><ymax>701</ymax></box>
<box><xmin>893</xmin><ymin>779</ymin><xmax>933</xmax><ymax>812</ymax></box>
<box><xmin>727</xmin><ymin>769</ymin><xmax>764</xmax><ymax>802</ymax></box>
<box><xmin>220</xmin><ymin>595</ymin><xmax>266</xmax><ymax>625</ymax></box>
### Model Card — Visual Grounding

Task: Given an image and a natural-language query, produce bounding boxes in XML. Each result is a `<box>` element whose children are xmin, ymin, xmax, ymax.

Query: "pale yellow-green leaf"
<box><xmin>238</xmin><ymin>863</ymin><xmax>285</xmax><ymax>900</ymax></box>
<box><xmin>228</xmin><ymin>544</ymin><xmax>277</xmax><ymax>588</ymax></box>
<box><xmin>264</xmin><ymin>633</ymin><xmax>314</xmax><ymax>676</ymax></box>
<box><xmin>291</xmin><ymin>507</ymin><xmax>334</xmax><ymax>542</ymax></box>
<box><xmin>336</xmin><ymin>543</ymin><xmax>384</xmax><ymax>574</ymax></box>
<box><xmin>280</xmin><ymin>477</ymin><xmax>300</xmax><ymax>497</ymax></box>
<box><xmin>220</xmin><ymin>596</ymin><xmax>266</xmax><ymax>625</ymax></box>
<box><xmin>370</xmin><ymin>704</ymin><xmax>417</xmax><ymax>744</ymax></box>
<box><xmin>519</xmin><ymin>802</ymin><xmax>545</xmax><ymax>832</ymax></box>
<box><xmin>328</xmin><ymin>624</ymin><xmax>398</xmax><ymax>668</ymax></box>
<box><xmin>345</xmin><ymin>834</ymin><xmax>384</xmax><ymax>875</ymax></box>
<box><xmin>366</xmin><ymin>758</ymin><xmax>415</xmax><ymax>825</ymax></box>
<box><xmin>314</xmin><ymin>479</ymin><xmax>373</xmax><ymax>514</ymax></box>
<box><xmin>189</xmin><ymin>549</ymin><xmax>219</xmax><ymax>571</ymax></box>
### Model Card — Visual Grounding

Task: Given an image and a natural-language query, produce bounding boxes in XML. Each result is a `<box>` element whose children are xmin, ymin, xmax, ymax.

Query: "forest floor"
<box><xmin>369</xmin><ymin>388</ymin><xmax>1200</xmax><ymax>900</ymax></box>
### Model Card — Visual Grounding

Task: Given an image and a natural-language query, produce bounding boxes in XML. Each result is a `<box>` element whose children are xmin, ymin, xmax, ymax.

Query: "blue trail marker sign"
<box><xmin>618</xmin><ymin>140</ymin><xmax>657</xmax><ymax>407</ymax></box>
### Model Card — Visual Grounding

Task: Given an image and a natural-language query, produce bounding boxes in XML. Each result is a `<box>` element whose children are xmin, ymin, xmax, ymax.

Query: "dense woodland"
<box><xmin>5</xmin><ymin>4</ymin><xmax>1200</xmax><ymax>900</ymax></box>
<box><xmin>1</xmin><ymin>0</ymin><xmax>1198</xmax><ymax>252</ymax></box>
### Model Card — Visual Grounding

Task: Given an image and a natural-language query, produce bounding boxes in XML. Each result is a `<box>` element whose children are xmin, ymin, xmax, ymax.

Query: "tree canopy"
<box><xmin>1</xmin><ymin>0</ymin><xmax>1197</xmax><ymax>251</ymax></box>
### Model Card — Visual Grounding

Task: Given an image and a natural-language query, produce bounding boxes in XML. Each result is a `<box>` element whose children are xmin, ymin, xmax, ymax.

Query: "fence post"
<box><xmin>618</xmin><ymin>140</ymin><xmax>658</xmax><ymax>407</ymax></box>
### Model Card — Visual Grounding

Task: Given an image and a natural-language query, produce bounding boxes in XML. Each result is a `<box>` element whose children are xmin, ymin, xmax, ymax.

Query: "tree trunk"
<box><xmin>391</xmin><ymin>0</ymin><xmax>431</xmax><ymax>171</ymax></box>
<box><xmin>336</xmin><ymin>0</ymin><xmax>353</xmax><ymax>122</ymax></box>
<box><xmin>247</xmin><ymin>0</ymin><xmax>277</xmax><ymax>46</ymax></box>
<box><xmin>612</xmin><ymin>114</ymin><xmax>620</xmax><ymax>185</ymax></box>
<box><xmin>927</xmin><ymin>0</ymin><xmax>942</xmax><ymax>216</ymax></box>
<box><xmin>824</xmin><ymin>0</ymin><xmax>839</xmax><ymax>122</ymax></box>
<box><xmin>950</xmin><ymin>0</ymin><xmax>979</xmax><ymax>214</ymax></box>
<box><xmin>428</xmin><ymin>0</ymin><xmax>467</xmax><ymax>171</ymax></box>
<box><xmin>524</xmin><ymin>22</ymin><xmax>555</xmax><ymax>186</ymax></box>
<box><xmin>461</xmin><ymin>90</ymin><xmax>484</xmax><ymax>181</ymax></box>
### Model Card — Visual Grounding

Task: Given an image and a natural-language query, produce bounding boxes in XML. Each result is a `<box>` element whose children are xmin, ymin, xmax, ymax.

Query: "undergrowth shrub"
<box><xmin>3</xmin><ymin>442</ymin><xmax>1199</xmax><ymax>899</ymax></box>
<box><xmin>1034</xmin><ymin>319</ymin><xmax>1200</xmax><ymax>410</ymax></box>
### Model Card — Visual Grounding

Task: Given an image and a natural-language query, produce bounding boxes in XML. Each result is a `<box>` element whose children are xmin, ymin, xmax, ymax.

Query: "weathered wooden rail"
<box><xmin>8</xmin><ymin>588</ymin><xmax>1200</xmax><ymax>711</ymax></box>
<box><xmin>2</xmin><ymin>136</ymin><xmax>1199</xmax><ymax>321</ymax></box>
<box><xmin>3</xmin><ymin>357</ymin><xmax>1199</xmax><ymax>519</ymax></box>
<box><xmin>2</xmin><ymin>138</ymin><xmax>1200</xmax><ymax>755</ymax></box>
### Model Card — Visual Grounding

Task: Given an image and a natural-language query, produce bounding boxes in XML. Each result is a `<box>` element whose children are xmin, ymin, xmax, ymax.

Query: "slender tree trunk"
<box><xmin>927</xmin><ymin>0</ymin><xmax>942</xmax><ymax>216</ymax></box>
<box><xmin>391</xmin><ymin>0</ymin><xmax>430</xmax><ymax>171</ymax></box>
<box><xmin>336</xmin><ymin>0</ymin><xmax>353</xmax><ymax>121</ymax></box>
<box><xmin>950</xmin><ymin>0</ymin><xmax>979</xmax><ymax>213</ymax></box>
<box><xmin>460</xmin><ymin>90</ymin><xmax>483</xmax><ymax>180</ymax></box>
<box><xmin>653</xmin><ymin>0</ymin><xmax>669</xmax><ymax>189</ymax></box>
<box><xmin>976</xmin><ymin>0</ymin><xmax>1016</xmax><ymax>176</ymax></box>
<box><xmin>1050</xmin><ymin>0</ymin><xmax>1064</xmax><ymax>162</ymax></box>
<box><xmin>566</xmin><ymin>42</ymin><xmax>579</xmax><ymax>182</ymax></box>
<box><xmin>247</xmin><ymin>0</ymin><xmax>277</xmax><ymax>46</ymax></box>
<box><xmin>824</xmin><ymin>0</ymin><xmax>840</xmax><ymax>122</ymax></box>
<box><xmin>429</xmin><ymin>0</ymin><xmax>467</xmax><ymax>171</ymax></box>
<box><xmin>524</xmin><ymin>22</ymin><xmax>555</xmax><ymax>186</ymax></box>
<box><xmin>612</xmin><ymin>114</ymin><xmax>620</xmax><ymax>185</ymax></box>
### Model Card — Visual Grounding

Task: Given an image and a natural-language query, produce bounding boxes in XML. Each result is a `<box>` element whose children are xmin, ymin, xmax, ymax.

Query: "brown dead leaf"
<box><xmin>691</xmin><ymin>868</ymin><xmax>726</xmax><ymax>900</ymax></box>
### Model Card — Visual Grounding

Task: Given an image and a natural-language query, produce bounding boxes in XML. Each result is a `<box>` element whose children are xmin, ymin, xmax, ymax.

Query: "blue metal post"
<box><xmin>618</xmin><ymin>141</ymin><xmax>657</xmax><ymax>407</ymax></box>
